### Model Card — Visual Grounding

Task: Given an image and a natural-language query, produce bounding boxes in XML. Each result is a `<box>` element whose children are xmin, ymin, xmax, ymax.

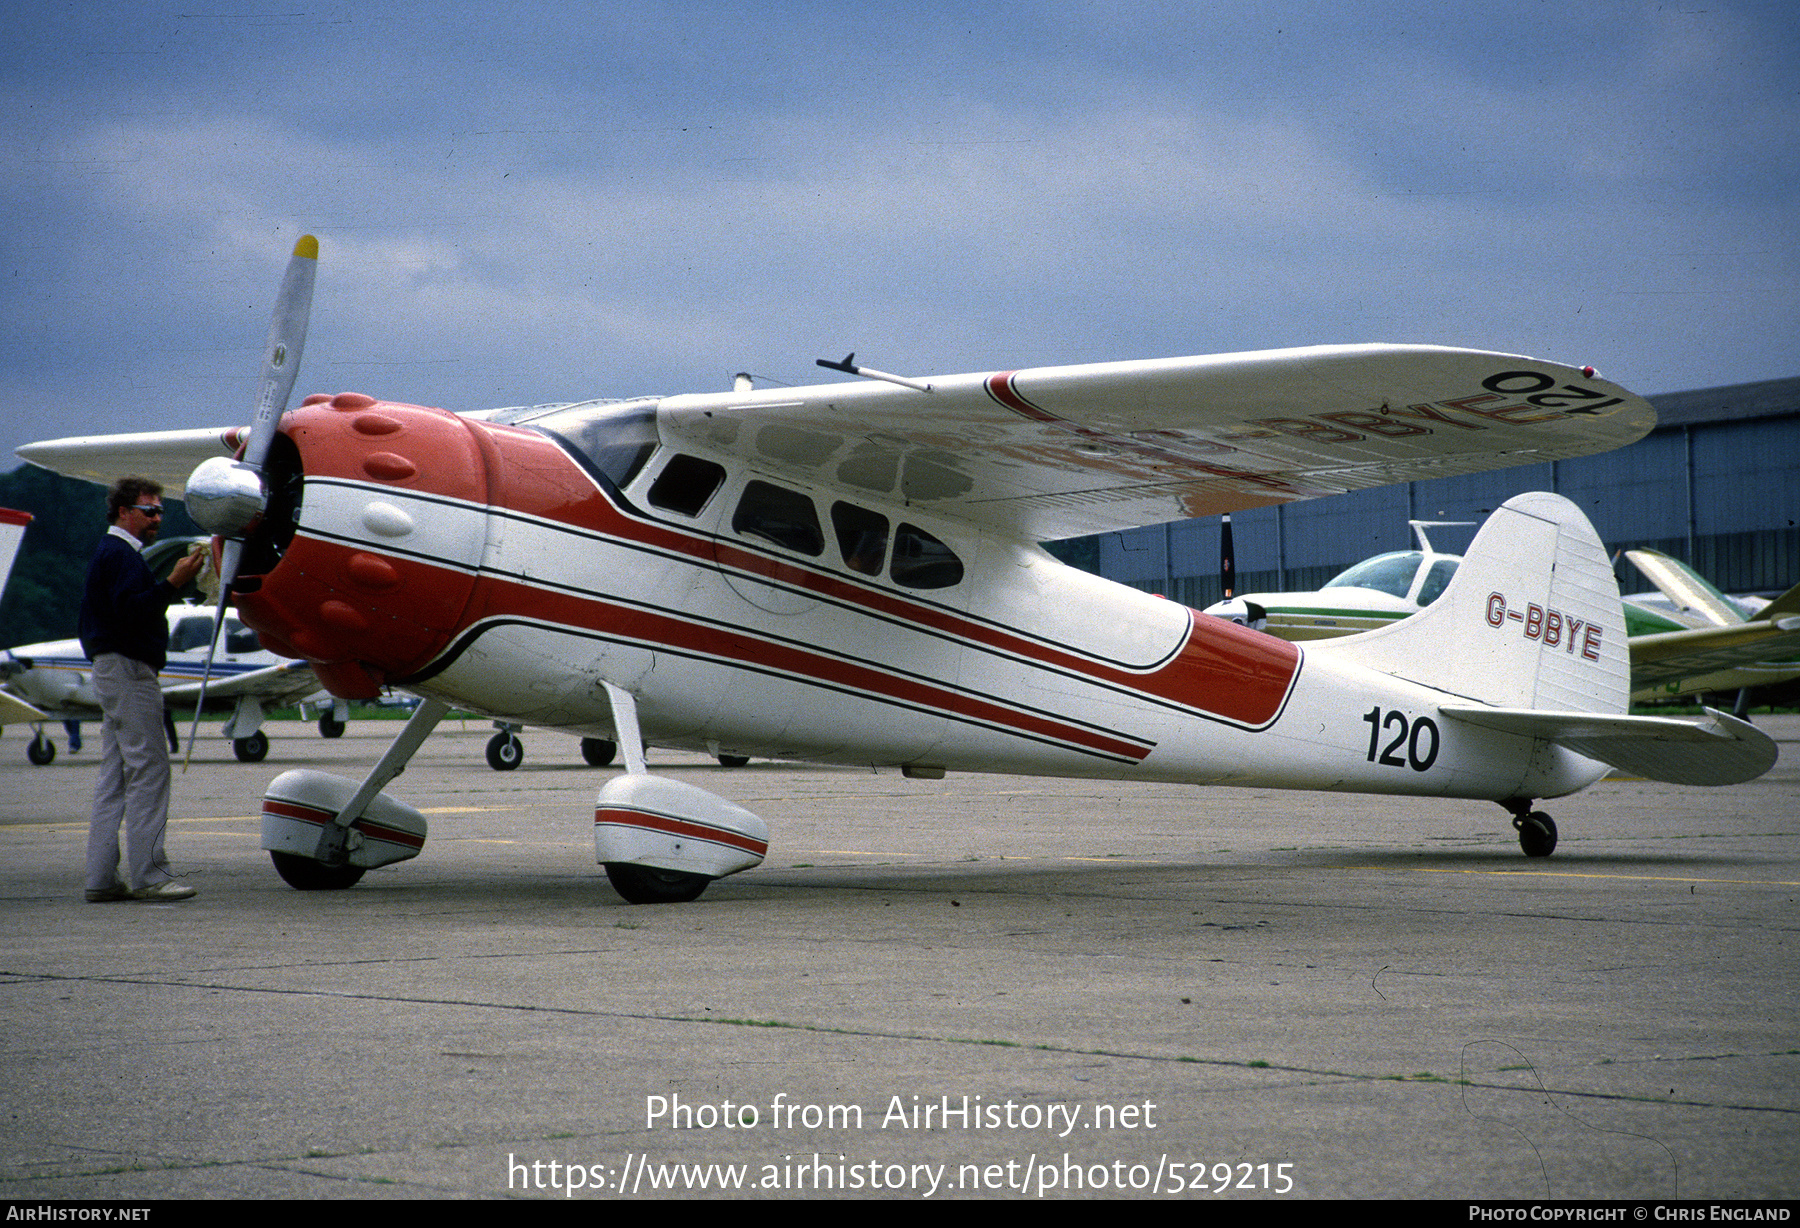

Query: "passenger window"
<box><xmin>649</xmin><ymin>454</ymin><xmax>727</xmax><ymax>516</ymax></box>
<box><xmin>831</xmin><ymin>502</ymin><xmax>889</xmax><ymax>576</ymax></box>
<box><xmin>890</xmin><ymin>523</ymin><xmax>963</xmax><ymax>589</ymax></box>
<box><xmin>732</xmin><ymin>481</ymin><xmax>824</xmax><ymax>556</ymax></box>
<box><xmin>170</xmin><ymin>619</ymin><xmax>210</xmax><ymax>651</ymax></box>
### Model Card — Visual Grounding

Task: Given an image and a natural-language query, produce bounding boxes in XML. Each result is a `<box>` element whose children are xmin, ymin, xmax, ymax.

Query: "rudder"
<box><xmin>1311</xmin><ymin>492</ymin><xmax>1629</xmax><ymax>714</ymax></box>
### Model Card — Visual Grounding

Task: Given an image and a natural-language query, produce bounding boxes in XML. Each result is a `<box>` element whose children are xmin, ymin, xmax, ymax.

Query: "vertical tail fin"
<box><xmin>1312</xmin><ymin>492</ymin><xmax>1629</xmax><ymax>714</ymax></box>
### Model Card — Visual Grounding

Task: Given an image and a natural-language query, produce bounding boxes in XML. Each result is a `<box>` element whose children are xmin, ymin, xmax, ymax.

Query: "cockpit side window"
<box><xmin>225</xmin><ymin>620</ymin><xmax>260</xmax><ymax>653</ymax></box>
<box><xmin>890</xmin><ymin>522</ymin><xmax>964</xmax><ymax>590</ymax></box>
<box><xmin>649</xmin><ymin>454</ymin><xmax>727</xmax><ymax>517</ymax></box>
<box><xmin>831</xmin><ymin>502</ymin><xmax>889</xmax><ymax>576</ymax></box>
<box><xmin>733</xmin><ymin>481</ymin><xmax>824</xmax><ymax>556</ymax></box>
<box><xmin>170</xmin><ymin>618</ymin><xmax>211</xmax><ymax>651</ymax></box>
<box><xmin>1416</xmin><ymin>558</ymin><xmax>1459</xmax><ymax>606</ymax></box>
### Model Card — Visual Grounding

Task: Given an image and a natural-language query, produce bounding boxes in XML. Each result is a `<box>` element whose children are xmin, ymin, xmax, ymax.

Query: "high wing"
<box><xmin>19</xmin><ymin>346</ymin><xmax>1650</xmax><ymax>542</ymax></box>
<box><xmin>16</xmin><ymin>427</ymin><xmax>244</xmax><ymax>498</ymax></box>
<box><xmin>657</xmin><ymin>344</ymin><xmax>1654</xmax><ymax>540</ymax></box>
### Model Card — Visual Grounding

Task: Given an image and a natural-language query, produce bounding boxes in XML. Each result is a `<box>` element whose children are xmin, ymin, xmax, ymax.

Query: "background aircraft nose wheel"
<box><xmin>270</xmin><ymin>851</ymin><xmax>366</xmax><ymax>890</ymax></box>
<box><xmin>27</xmin><ymin>733</ymin><xmax>55</xmax><ymax>765</ymax></box>
<box><xmin>716</xmin><ymin>753</ymin><xmax>750</xmax><ymax>768</ymax></box>
<box><xmin>580</xmin><ymin>737</ymin><xmax>616</xmax><ymax>766</ymax></box>
<box><xmin>233</xmin><ymin>730</ymin><xmax>270</xmax><ymax>762</ymax></box>
<box><xmin>487</xmin><ymin>730</ymin><xmax>524</xmax><ymax>770</ymax></box>
<box><xmin>318</xmin><ymin>713</ymin><xmax>346</xmax><ymax>738</ymax></box>
<box><xmin>1514</xmin><ymin>811</ymin><xmax>1557</xmax><ymax>857</ymax></box>
<box><xmin>605</xmin><ymin>863</ymin><xmax>711</xmax><ymax>904</ymax></box>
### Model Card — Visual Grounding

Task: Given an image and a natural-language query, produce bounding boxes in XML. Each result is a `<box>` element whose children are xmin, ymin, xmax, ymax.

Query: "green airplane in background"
<box><xmin>1205</xmin><ymin>513</ymin><xmax>1800</xmax><ymax>705</ymax></box>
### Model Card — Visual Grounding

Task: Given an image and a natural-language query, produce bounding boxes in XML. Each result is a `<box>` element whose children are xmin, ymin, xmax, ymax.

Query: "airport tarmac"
<box><xmin>0</xmin><ymin>715</ymin><xmax>1795</xmax><ymax>1200</ymax></box>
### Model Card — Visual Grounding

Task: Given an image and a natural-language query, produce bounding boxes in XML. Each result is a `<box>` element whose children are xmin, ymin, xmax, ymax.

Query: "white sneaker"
<box><xmin>131</xmin><ymin>881</ymin><xmax>197</xmax><ymax>901</ymax></box>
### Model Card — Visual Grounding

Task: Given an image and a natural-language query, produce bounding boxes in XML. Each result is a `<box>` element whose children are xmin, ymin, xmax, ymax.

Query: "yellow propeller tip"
<box><xmin>293</xmin><ymin>234</ymin><xmax>319</xmax><ymax>260</ymax></box>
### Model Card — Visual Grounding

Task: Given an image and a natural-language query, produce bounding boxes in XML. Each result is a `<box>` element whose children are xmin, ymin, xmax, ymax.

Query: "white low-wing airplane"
<box><xmin>0</xmin><ymin>601</ymin><xmax>337</xmax><ymax>764</ymax></box>
<box><xmin>16</xmin><ymin>237</ymin><xmax>1778</xmax><ymax>902</ymax></box>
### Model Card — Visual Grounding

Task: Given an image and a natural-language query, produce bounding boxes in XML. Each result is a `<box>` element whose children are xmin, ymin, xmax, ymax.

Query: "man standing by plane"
<box><xmin>80</xmin><ymin>477</ymin><xmax>206</xmax><ymax>902</ymax></box>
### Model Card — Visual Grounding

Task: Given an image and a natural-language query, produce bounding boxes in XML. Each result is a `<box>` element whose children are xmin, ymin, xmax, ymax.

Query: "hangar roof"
<box><xmin>1650</xmin><ymin>376</ymin><xmax>1800</xmax><ymax>429</ymax></box>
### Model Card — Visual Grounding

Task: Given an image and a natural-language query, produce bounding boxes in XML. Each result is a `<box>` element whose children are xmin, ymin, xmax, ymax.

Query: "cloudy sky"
<box><xmin>3</xmin><ymin>1</ymin><xmax>1796</xmax><ymax>467</ymax></box>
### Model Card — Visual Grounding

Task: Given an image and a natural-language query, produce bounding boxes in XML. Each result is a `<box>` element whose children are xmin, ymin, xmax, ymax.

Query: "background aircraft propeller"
<box><xmin>180</xmin><ymin>235</ymin><xmax>318</xmax><ymax>765</ymax></box>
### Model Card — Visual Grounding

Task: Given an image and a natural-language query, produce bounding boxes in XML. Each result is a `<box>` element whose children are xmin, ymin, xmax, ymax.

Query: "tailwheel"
<box><xmin>605</xmin><ymin>863</ymin><xmax>711</xmax><ymax>904</ymax></box>
<box><xmin>270</xmin><ymin>851</ymin><xmax>367</xmax><ymax>890</ymax></box>
<box><xmin>1514</xmin><ymin>811</ymin><xmax>1557</xmax><ymax>858</ymax></box>
<box><xmin>486</xmin><ymin>731</ymin><xmax>523</xmax><ymax>771</ymax></box>
<box><xmin>234</xmin><ymin>730</ymin><xmax>270</xmax><ymax>762</ymax></box>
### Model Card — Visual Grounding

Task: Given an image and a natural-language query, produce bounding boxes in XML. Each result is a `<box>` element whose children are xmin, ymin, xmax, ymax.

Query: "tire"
<box><xmin>1517</xmin><ymin>811</ymin><xmax>1557</xmax><ymax>858</ymax></box>
<box><xmin>233</xmin><ymin>730</ymin><xmax>270</xmax><ymax>763</ymax></box>
<box><xmin>270</xmin><ymin>851</ymin><xmax>366</xmax><ymax>890</ymax></box>
<box><xmin>27</xmin><ymin>735</ymin><xmax>54</xmax><ymax>766</ymax></box>
<box><xmin>580</xmin><ymin>737</ymin><xmax>616</xmax><ymax>766</ymax></box>
<box><xmin>486</xmin><ymin>731</ymin><xmax>523</xmax><ymax>771</ymax></box>
<box><xmin>605</xmin><ymin>863</ymin><xmax>710</xmax><ymax>904</ymax></box>
<box><xmin>716</xmin><ymin>754</ymin><xmax>750</xmax><ymax>768</ymax></box>
<box><xmin>318</xmin><ymin>714</ymin><xmax>346</xmax><ymax>738</ymax></box>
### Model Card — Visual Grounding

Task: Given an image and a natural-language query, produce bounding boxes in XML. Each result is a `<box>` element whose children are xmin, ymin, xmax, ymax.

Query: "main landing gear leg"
<box><xmin>260</xmin><ymin>697</ymin><xmax>450</xmax><ymax>889</ymax></box>
<box><xmin>594</xmin><ymin>683</ymin><xmax>767</xmax><ymax>904</ymax></box>
<box><xmin>1501</xmin><ymin>797</ymin><xmax>1557</xmax><ymax>858</ymax></box>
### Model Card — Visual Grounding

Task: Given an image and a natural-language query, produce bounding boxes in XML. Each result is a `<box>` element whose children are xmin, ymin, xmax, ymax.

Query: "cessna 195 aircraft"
<box><xmin>1205</xmin><ymin>527</ymin><xmax>1800</xmax><ymax>703</ymax></box>
<box><xmin>16</xmin><ymin>237</ymin><xmax>1778</xmax><ymax>903</ymax></box>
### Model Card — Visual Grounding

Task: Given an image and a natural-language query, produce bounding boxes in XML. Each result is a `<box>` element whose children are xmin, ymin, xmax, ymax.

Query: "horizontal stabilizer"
<box><xmin>1440</xmin><ymin>705</ymin><xmax>1778</xmax><ymax>786</ymax></box>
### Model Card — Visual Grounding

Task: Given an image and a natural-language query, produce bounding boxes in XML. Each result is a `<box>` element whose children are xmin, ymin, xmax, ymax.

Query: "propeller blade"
<box><xmin>183</xmin><ymin>235</ymin><xmax>317</xmax><ymax>767</ymax></box>
<box><xmin>242</xmin><ymin>234</ymin><xmax>318</xmax><ymax>474</ymax></box>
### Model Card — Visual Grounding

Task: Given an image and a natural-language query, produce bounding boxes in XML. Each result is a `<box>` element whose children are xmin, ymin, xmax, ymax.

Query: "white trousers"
<box><xmin>86</xmin><ymin>654</ymin><xmax>174</xmax><ymax>891</ymax></box>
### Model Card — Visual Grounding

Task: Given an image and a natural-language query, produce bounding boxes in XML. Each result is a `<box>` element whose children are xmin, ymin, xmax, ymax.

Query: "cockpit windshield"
<box><xmin>517</xmin><ymin>399</ymin><xmax>661</xmax><ymax>490</ymax></box>
<box><xmin>1322</xmin><ymin>551</ymin><xmax>1422</xmax><ymax>599</ymax></box>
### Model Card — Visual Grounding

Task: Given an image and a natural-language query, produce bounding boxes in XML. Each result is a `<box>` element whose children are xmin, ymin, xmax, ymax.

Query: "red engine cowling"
<box><xmin>234</xmin><ymin>391</ymin><xmax>490</xmax><ymax>699</ymax></box>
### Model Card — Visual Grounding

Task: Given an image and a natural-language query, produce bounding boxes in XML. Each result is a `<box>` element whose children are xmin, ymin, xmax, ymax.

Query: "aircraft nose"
<box><xmin>232</xmin><ymin>392</ymin><xmax>490</xmax><ymax>699</ymax></box>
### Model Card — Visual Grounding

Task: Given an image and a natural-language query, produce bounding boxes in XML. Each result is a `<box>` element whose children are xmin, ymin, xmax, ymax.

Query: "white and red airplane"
<box><xmin>17</xmin><ymin>237</ymin><xmax>1778</xmax><ymax>902</ymax></box>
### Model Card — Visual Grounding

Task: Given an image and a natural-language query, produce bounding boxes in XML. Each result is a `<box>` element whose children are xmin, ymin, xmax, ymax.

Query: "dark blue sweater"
<box><xmin>78</xmin><ymin>533</ymin><xmax>179</xmax><ymax>671</ymax></box>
